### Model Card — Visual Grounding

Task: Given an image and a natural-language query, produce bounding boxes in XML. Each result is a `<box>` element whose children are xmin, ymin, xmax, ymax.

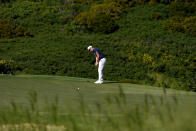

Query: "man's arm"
<box><xmin>95</xmin><ymin>52</ymin><xmax>100</xmax><ymax>66</ymax></box>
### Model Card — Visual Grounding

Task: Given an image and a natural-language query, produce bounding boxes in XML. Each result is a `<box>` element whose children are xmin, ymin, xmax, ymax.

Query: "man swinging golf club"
<box><xmin>87</xmin><ymin>46</ymin><xmax>106</xmax><ymax>84</ymax></box>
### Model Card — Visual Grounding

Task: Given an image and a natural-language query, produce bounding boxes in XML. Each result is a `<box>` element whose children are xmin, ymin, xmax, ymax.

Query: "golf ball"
<box><xmin>77</xmin><ymin>88</ymin><xmax>80</xmax><ymax>90</ymax></box>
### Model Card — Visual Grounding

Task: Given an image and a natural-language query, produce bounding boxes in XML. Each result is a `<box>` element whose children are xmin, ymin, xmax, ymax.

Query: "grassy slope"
<box><xmin>0</xmin><ymin>75</ymin><xmax>195</xmax><ymax>111</ymax></box>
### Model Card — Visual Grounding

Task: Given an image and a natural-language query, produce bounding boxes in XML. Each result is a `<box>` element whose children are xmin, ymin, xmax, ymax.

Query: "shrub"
<box><xmin>133</xmin><ymin>0</ymin><xmax>149</xmax><ymax>5</ymax></box>
<box><xmin>150</xmin><ymin>12</ymin><xmax>161</xmax><ymax>20</ymax></box>
<box><xmin>0</xmin><ymin>59</ymin><xmax>16</xmax><ymax>74</ymax></box>
<box><xmin>74</xmin><ymin>12</ymin><xmax>89</xmax><ymax>26</ymax></box>
<box><xmin>73</xmin><ymin>0</ymin><xmax>99</xmax><ymax>4</ymax></box>
<box><xmin>104</xmin><ymin>0</ymin><xmax>132</xmax><ymax>8</ymax></box>
<box><xmin>75</xmin><ymin>11</ymin><xmax>119</xmax><ymax>33</ymax></box>
<box><xmin>175</xmin><ymin>0</ymin><xmax>195</xmax><ymax>2</ymax></box>
<box><xmin>75</xmin><ymin>3</ymin><xmax>121</xmax><ymax>33</ymax></box>
<box><xmin>148</xmin><ymin>73</ymin><xmax>181</xmax><ymax>89</ymax></box>
<box><xmin>143</xmin><ymin>53</ymin><xmax>154</xmax><ymax>65</ymax></box>
<box><xmin>88</xmin><ymin>13</ymin><xmax>119</xmax><ymax>33</ymax></box>
<box><xmin>160</xmin><ymin>0</ymin><xmax>194</xmax><ymax>5</ymax></box>
<box><xmin>0</xmin><ymin>1</ymin><xmax>42</xmax><ymax>19</ymax></box>
<box><xmin>75</xmin><ymin>0</ymin><xmax>137</xmax><ymax>33</ymax></box>
<box><xmin>13</xmin><ymin>26</ymin><xmax>31</xmax><ymax>37</ymax></box>
<box><xmin>163</xmin><ymin>16</ymin><xmax>184</xmax><ymax>33</ymax></box>
<box><xmin>182</xmin><ymin>16</ymin><xmax>196</xmax><ymax>36</ymax></box>
<box><xmin>149</xmin><ymin>0</ymin><xmax>158</xmax><ymax>6</ymax></box>
<box><xmin>0</xmin><ymin>0</ymin><xmax>15</xmax><ymax>4</ymax></box>
<box><xmin>163</xmin><ymin>16</ymin><xmax>196</xmax><ymax>36</ymax></box>
<box><xmin>90</xmin><ymin>3</ymin><xmax>123</xmax><ymax>20</ymax></box>
<box><xmin>160</xmin><ymin>0</ymin><xmax>173</xmax><ymax>4</ymax></box>
<box><xmin>0</xmin><ymin>19</ymin><xmax>31</xmax><ymax>38</ymax></box>
<box><xmin>169</xmin><ymin>2</ymin><xmax>196</xmax><ymax>17</ymax></box>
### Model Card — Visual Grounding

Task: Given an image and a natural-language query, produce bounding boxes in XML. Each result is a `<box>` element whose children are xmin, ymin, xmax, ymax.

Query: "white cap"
<box><xmin>87</xmin><ymin>46</ymin><xmax>92</xmax><ymax>51</ymax></box>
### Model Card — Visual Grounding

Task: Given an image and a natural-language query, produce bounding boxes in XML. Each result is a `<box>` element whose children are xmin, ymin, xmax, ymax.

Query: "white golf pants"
<box><xmin>98</xmin><ymin>58</ymin><xmax>106</xmax><ymax>81</ymax></box>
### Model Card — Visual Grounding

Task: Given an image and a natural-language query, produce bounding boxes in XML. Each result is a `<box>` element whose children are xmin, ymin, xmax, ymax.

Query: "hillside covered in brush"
<box><xmin>0</xmin><ymin>0</ymin><xmax>196</xmax><ymax>91</ymax></box>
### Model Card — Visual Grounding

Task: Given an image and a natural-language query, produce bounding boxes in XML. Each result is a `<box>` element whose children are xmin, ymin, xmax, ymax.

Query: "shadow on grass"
<box><xmin>103</xmin><ymin>81</ymin><xmax>120</xmax><ymax>84</ymax></box>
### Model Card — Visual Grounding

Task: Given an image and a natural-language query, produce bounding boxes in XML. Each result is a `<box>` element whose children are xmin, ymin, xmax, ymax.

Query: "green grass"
<box><xmin>0</xmin><ymin>75</ymin><xmax>196</xmax><ymax>130</ymax></box>
<box><xmin>0</xmin><ymin>74</ymin><xmax>195</xmax><ymax>110</ymax></box>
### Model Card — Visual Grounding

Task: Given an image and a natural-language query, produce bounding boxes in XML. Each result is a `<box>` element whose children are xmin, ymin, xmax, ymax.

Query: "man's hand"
<box><xmin>95</xmin><ymin>62</ymin><xmax>98</xmax><ymax>67</ymax></box>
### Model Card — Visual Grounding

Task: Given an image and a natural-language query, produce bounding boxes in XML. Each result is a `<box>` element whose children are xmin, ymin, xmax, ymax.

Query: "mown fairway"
<box><xmin>0</xmin><ymin>75</ymin><xmax>196</xmax><ymax>131</ymax></box>
<box><xmin>0</xmin><ymin>75</ymin><xmax>196</xmax><ymax>110</ymax></box>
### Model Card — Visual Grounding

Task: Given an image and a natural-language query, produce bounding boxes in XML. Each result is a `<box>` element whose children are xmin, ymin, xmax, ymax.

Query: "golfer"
<box><xmin>87</xmin><ymin>46</ymin><xmax>106</xmax><ymax>84</ymax></box>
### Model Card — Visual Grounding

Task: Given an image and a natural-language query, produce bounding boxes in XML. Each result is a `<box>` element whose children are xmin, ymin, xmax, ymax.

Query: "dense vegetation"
<box><xmin>0</xmin><ymin>0</ymin><xmax>196</xmax><ymax>91</ymax></box>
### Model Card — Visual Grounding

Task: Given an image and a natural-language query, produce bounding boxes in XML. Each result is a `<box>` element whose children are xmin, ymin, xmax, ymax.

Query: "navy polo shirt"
<box><xmin>94</xmin><ymin>48</ymin><xmax>104</xmax><ymax>60</ymax></box>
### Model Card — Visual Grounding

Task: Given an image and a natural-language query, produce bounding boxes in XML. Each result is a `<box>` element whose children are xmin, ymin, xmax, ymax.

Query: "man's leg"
<box><xmin>98</xmin><ymin>58</ymin><xmax>106</xmax><ymax>82</ymax></box>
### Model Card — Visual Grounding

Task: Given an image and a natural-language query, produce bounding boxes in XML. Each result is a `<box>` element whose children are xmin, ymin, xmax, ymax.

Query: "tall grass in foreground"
<box><xmin>0</xmin><ymin>87</ymin><xmax>195</xmax><ymax>131</ymax></box>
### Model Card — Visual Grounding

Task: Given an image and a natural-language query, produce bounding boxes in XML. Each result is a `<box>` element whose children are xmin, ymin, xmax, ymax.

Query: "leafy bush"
<box><xmin>88</xmin><ymin>13</ymin><xmax>119</xmax><ymax>33</ymax></box>
<box><xmin>163</xmin><ymin>16</ymin><xmax>196</xmax><ymax>36</ymax></box>
<box><xmin>74</xmin><ymin>0</ymin><xmax>137</xmax><ymax>33</ymax></box>
<box><xmin>150</xmin><ymin>12</ymin><xmax>161</xmax><ymax>20</ymax></box>
<box><xmin>73</xmin><ymin>0</ymin><xmax>99</xmax><ymax>4</ymax></box>
<box><xmin>148</xmin><ymin>73</ymin><xmax>181</xmax><ymax>89</ymax></box>
<box><xmin>175</xmin><ymin>0</ymin><xmax>195</xmax><ymax>2</ymax></box>
<box><xmin>90</xmin><ymin>3</ymin><xmax>123</xmax><ymax>20</ymax></box>
<box><xmin>160</xmin><ymin>0</ymin><xmax>172</xmax><ymax>4</ymax></box>
<box><xmin>0</xmin><ymin>0</ymin><xmax>15</xmax><ymax>4</ymax></box>
<box><xmin>74</xmin><ymin>12</ymin><xmax>89</xmax><ymax>25</ymax></box>
<box><xmin>169</xmin><ymin>2</ymin><xmax>196</xmax><ymax>17</ymax></box>
<box><xmin>0</xmin><ymin>19</ymin><xmax>31</xmax><ymax>38</ymax></box>
<box><xmin>143</xmin><ymin>53</ymin><xmax>154</xmax><ymax>65</ymax></box>
<box><xmin>0</xmin><ymin>59</ymin><xmax>16</xmax><ymax>74</ymax></box>
<box><xmin>182</xmin><ymin>16</ymin><xmax>196</xmax><ymax>36</ymax></box>
<box><xmin>0</xmin><ymin>1</ymin><xmax>77</xmax><ymax>35</ymax></box>
<box><xmin>0</xmin><ymin>1</ymin><xmax>42</xmax><ymax>19</ymax></box>
<box><xmin>104</xmin><ymin>0</ymin><xmax>133</xmax><ymax>8</ymax></box>
<box><xmin>133</xmin><ymin>0</ymin><xmax>149</xmax><ymax>5</ymax></box>
<box><xmin>163</xmin><ymin>1</ymin><xmax>196</xmax><ymax>36</ymax></box>
<box><xmin>149</xmin><ymin>0</ymin><xmax>158</xmax><ymax>6</ymax></box>
<box><xmin>163</xmin><ymin>16</ymin><xmax>184</xmax><ymax>32</ymax></box>
<box><xmin>75</xmin><ymin>2</ymin><xmax>121</xmax><ymax>33</ymax></box>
